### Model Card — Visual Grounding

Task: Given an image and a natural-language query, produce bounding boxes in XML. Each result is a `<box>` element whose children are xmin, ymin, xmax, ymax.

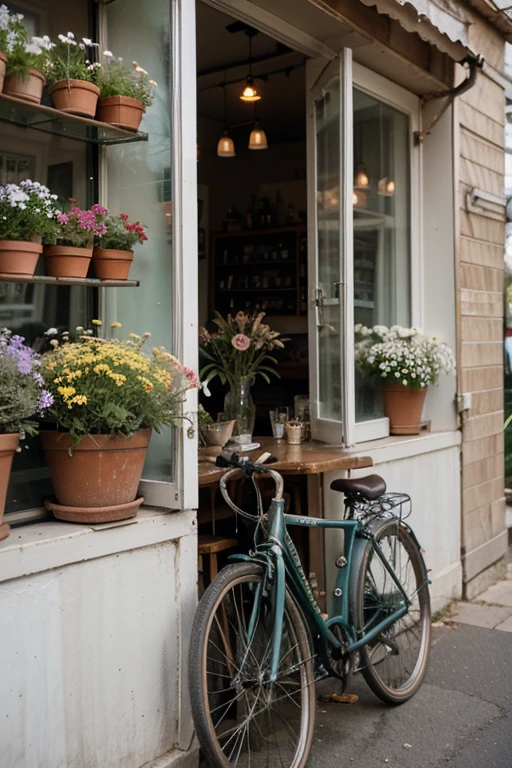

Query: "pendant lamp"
<box><xmin>217</xmin><ymin>83</ymin><xmax>235</xmax><ymax>158</ymax></box>
<box><xmin>377</xmin><ymin>102</ymin><xmax>395</xmax><ymax>196</ymax></box>
<box><xmin>240</xmin><ymin>31</ymin><xmax>261</xmax><ymax>102</ymax></box>
<box><xmin>249</xmin><ymin>121</ymin><xmax>268</xmax><ymax>150</ymax></box>
<box><xmin>354</xmin><ymin>162</ymin><xmax>369</xmax><ymax>190</ymax></box>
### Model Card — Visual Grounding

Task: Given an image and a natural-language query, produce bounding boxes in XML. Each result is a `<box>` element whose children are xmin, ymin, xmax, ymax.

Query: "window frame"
<box><xmin>350</xmin><ymin>62</ymin><xmax>422</xmax><ymax>444</ymax></box>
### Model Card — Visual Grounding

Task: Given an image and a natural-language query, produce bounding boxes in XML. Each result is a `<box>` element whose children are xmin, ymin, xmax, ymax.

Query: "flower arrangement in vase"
<box><xmin>2</xmin><ymin>10</ymin><xmax>53</xmax><ymax>103</ymax></box>
<box><xmin>43</xmin><ymin>201</ymin><xmax>107</xmax><ymax>278</ymax></box>
<box><xmin>93</xmin><ymin>212</ymin><xmax>147</xmax><ymax>280</ymax></box>
<box><xmin>0</xmin><ymin>180</ymin><xmax>59</xmax><ymax>276</ymax></box>
<box><xmin>199</xmin><ymin>311</ymin><xmax>285</xmax><ymax>442</ymax></box>
<box><xmin>355</xmin><ymin>324</ymin><xmax>456</xmax><ymax>434</ymax></box>
<box><xmin>40</xmin><ymin>324</ymin><xmax>199</xmax><ymax>523</ymax></box>
<box><xmin>0</xmin><ymin>328</ymin><xmax>53</xmax><ymax>540</ymax></box>
<box><xmin>45</xmin><ymin>32</ymin><xmax>101</xmax><ymax>118</ymax></box>
<box><xmin>96</xmin><ymin>51</ymin><xmax>157</xmax><ymax>131</ymax></box>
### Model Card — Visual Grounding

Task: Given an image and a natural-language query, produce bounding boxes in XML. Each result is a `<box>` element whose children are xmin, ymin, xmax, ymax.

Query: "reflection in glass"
<box><xmin>315</xmin><ymin>77</ymin><xmax>342</xmax><ymax>423</ymax></box>
<box><xmin>105</xmin><ymin>0</ymin><xmax>174</xmax><ymax>482</ymax></box>
<box><xmin>353</xmin><ymin>88</ymin><xmax>411</xmax><ymax>423</ymax></box>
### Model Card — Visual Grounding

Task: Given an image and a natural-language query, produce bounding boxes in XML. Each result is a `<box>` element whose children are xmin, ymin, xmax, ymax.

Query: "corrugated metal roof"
<box><xmin>356</xmin><ymin>0</ymin><xmax>477</xmax><ymax>60</ymax></box>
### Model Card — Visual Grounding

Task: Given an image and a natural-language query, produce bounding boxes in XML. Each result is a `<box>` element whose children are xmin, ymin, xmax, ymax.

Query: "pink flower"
<box><xmin>232</xmin><ymin>334</ymin><xmax>251</xmax><ymax>351</ymax></box>
<box><xmin>57</xmin><ymin>212</ymin><xmax>69</xmax><ymax>224</ymax></box>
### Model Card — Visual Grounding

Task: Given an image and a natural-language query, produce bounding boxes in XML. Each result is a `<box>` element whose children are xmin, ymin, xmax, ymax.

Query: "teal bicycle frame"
<box><xmin>229</xmin><ymin>494</ymin><xmax>416</xmax><ymax>683</ymax></box>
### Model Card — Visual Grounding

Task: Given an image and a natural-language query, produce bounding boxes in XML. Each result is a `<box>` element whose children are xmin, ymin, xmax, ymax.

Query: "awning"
<box><xmin>356</xmin><ymin>0</ymin><xmax>477</xmax><ymax>61</ymax></box>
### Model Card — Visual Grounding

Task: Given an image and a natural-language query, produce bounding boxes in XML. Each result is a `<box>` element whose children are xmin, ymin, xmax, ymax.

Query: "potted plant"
<box><xmin>198</xmin><ymin>404</ymin><xmax>235</xmax><ymax>447</ymax></box>
<box><xmin>92</xmin><ymin>212</ymin><xmax>147</xmax><ymax>280</ymax></box>
<box><xmin>45</xmin><ymin>33</ymin><xmax>101</xmax><ymax>118</ymax></box>
<box><xmin>40</xmin><ymin>326</ymin><xmax>198</xmax><ymax>523</ymax></box>
<box><xmin>0</xmin><ymin>328</ymin><xmax>53</xmax><ymax>541</ymax></box>
<box><xmin>43</xmin><ymin>201</ymin><xmax>108</xmax><ymax>278</ymax></box>
<box><xmin>0</xmin><ymin>4</ymin><xmax>13</xmax><ymax>91</ymax></box>
<box><xmin>0</xmin><ymin>180</ymin><xmax>59</xmax><ymax>276</ymax></box>
<box><xmin>355</xmin><ymin>324</ymin><xmax>456</xmax><ymax>434</ymax></box>
<box><xmin>199</xmin><ymin>312</ymin><xmax>285</xmax><ymax>443</ymax></box>
<box><xmin>96</xmin><ymin>52</ymin><xmax>157</xmax><ymax>131</ymax></box>
<box><xmin>2</xmin><ymin>13</ymin><xmax>53</xmax><ymax>103</ymax></box>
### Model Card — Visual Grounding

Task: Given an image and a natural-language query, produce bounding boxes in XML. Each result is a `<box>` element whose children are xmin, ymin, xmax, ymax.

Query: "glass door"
<box><xmin>307</xmin><ymin>51</ymin><xmax>354</xmax><ymax>444</ymax></box>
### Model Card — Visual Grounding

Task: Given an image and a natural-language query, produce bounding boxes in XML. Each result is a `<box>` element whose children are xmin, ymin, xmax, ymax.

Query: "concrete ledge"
<box><xmin>140</xmin><ymin>746</ymin><xmax>199</xmax><ymax>768</ymax></box>
<box><xmin>347</xmin><ymin>430</ymin><xmax>461</xmax><ymax>465</ymax></box>
<box><xmin>463</xmin><ymin>529</ymin><xmax>509</xmax><ymax>586</ymax></box>
<box><xmin>0</xmin><ymin>508</ymin><xmax>197</xmax><ymax>583</ymax></box>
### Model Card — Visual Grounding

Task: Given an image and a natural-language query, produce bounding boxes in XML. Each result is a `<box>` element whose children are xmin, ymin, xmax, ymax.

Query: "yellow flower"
<box><xmin>129</xmin><ymin>333</ymin><xmax>140</xmax><ymax>339</ymax></box>
<box><xmin>92</xmin><ymin>319</ymin><xmax>102</xmax><ymax>326</ymax></box>
<box><xmin>57</xmin><ymin>386</ymin><xmax>76</xmax><ymax>400</ymax></box>
<box><xmin>94</xmin><ymin>363</ymin><xmax>110</xmax><ymax>374</ymax></box>
<box><xmin>53</xmin><ymin>377</ymin><xmax>63</xmax><ymax>384</ymax></box>
<box><xmin>69</xmin><ymin>394</ymin><xmax>87</xmax><ymax>405</ymax></box>
<box><xmin>110</xmin><ymin>322</ymin><xmax>122</xmax><ymax>328</ymax></box>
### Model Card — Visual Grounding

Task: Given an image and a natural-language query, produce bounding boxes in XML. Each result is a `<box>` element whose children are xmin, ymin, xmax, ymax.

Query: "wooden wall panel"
<box><xmin>459</xmin><ymin>237</ymin><xmax>504</xmax><ymax>270</ymax></box>
<box><xmin>462</xmin><ymin>433</ymin><xmax>505</xmax><ymax>466</ymax></box>
<box><xmin>462</xmin><ymin>454</ymin><xmax>504</xmax><ymax>489</ymax></box>
<box><xmin>458</xmin><ymin>102</ymin><xmax>504</xmax><ymax>149</ymax></box>
<box><xmin>460</xmin><ymin>341</ymin><xmax>503</xmax><ymax>368</ymax></box>
<box><xmin>460</xmin><ymin>263</ymin><xmax>503</xmax><ymax>292</ymax></box>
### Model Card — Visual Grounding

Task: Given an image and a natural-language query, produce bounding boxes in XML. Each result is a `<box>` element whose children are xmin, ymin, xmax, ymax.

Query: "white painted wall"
<box><xmin>0</xmin><ymin>511</ymin><xmax>197</xmax><ymax>768</ymax></box>
<box><xmin>324</xmin><ymin>434</ymin><xmax>462</xmax><ymax>613</ymax></box>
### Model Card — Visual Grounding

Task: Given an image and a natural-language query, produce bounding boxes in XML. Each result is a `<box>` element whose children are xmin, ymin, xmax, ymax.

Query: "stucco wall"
<box><xmin>0</xmin><ymin>511</ymin><xmax>197</xmax><ymax>768</ymax></box>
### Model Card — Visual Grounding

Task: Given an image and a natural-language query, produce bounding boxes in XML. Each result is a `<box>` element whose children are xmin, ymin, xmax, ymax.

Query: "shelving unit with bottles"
<box><xmin>210</xmin><ymin>225</ymin><xmax>307</xmax><ymax>318</ymax></box>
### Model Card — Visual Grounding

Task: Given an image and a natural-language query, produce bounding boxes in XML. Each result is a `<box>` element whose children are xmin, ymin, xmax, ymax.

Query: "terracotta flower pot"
<box><xmin>41</xmin><ymin>429</ymin><xmax>151</xmax><ymax>523</ymax></box>
<box><xmin>97</xmin><ymin>95</ymin><xmax>145</xmax><ymax>132</ymax></box>
<box><xmin>0</xmin><ymin>240</ymin><xmax>42</xmax><ymax>277</ymax></box>
<box><xmin>0</xmin><ymin>51</ymin><xmax>7</xmax><ymax>92</ymax></box>
<box><xmin>44</xmin><ymin>245</ymin><xmax>93</xmax><ymax>279</ymax></box>
<box><xmin>3</xmin><ymin>68</ymin><xmax>45</xmax><ymax>104</ymax></box>
<box><xmin>48</xmin><ymin>79</ymin><xmax>100</xmax><ymax>118</ymax></box>
<box><xmin>383</xmin><ymin>384</ymin><xmax>428</xmax><ymax>435</ymax></box>
<box><xmin>92</xmin><ymin>247</ymin><xmax>134</xmax><ymax>280</ymax></box>
<box><xmin>0</xmin><ymin>432</ymin><xmax>20</xmax><ymax>542</ymax></box>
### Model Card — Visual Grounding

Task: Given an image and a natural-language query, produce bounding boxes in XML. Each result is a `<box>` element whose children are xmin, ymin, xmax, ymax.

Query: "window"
<box><xmin>309</xmin><ymin>58</ymin><xmax>420</xmax><ymax>445</ymax></box>
<box><xmin>353</xmin><ymin>87</ymin><xmax>412</xmax><ymax>428</ymax></box>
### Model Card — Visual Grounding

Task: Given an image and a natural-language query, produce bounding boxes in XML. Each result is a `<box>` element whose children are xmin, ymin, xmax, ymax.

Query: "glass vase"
<box><xmin>223</xmin><ymin>377</ymin><xmax>256</xmax><ymax>443</ymax></box>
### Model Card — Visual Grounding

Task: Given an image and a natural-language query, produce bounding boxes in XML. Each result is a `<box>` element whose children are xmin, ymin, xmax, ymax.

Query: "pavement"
<box><xmin>308</xmin><ymin>558</ymin><xmax>512</xmax><ymax>768</ymax></box>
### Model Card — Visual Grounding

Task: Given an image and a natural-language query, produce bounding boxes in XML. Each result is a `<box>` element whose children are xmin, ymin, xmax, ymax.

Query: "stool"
<box><xmin>198</xmin><ymin>534</ymin><xmax>238</xmax><ymax>581</ymax></box>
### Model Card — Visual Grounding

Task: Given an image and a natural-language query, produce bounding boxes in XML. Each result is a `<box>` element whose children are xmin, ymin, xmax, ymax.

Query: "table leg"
<box><xmin>307</xmin><ymin>474</ymin><xmax>326</xmax><ymax>614</ymax></box>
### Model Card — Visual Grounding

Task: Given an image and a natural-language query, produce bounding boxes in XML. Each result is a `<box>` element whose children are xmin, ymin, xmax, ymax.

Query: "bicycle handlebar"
<box><xmin>216</xmin><ymin>449</ymin><xmax>284</xmax><ymax>519</ymax></box>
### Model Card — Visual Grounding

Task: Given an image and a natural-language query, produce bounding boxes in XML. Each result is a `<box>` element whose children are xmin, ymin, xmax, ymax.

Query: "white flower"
<box><xmin>44</xmin><ymin>328</ymin><xmax>58</xmax><ymax>336</ymax></box>
<box><xmin>82</xmin><ymin>37</ymin><xmax>93</xmax><ymax>46</ymax></box>
<box><xmin>201</xmin><ymin>380</ymin><xmax>211</xmax><ymax>397</ymax></box>
<box><xmin>24</xmin><ymin>42</ymin><xmax>43</xmax><ymax>55</ymax></box>
<box><xmin>67</xmin><ymin>31</ymin><xmax>74</xmax><ymax>39</ymax></box>
<box><xmin>148</xmin><ymin>79</ymin><xmax>158</xmax><ymax>87</ymax></box>
<box><xmin>103</xmin><ymin>50</ymin><xmax>113</xmax><ymax>58</ymax></box>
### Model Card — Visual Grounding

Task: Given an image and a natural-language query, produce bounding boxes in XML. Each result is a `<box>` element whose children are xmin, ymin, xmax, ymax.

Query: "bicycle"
<box><xmin>189</xmin><ymin>450</ymin><xmax>431</xmax><ymax>768</ymax></box>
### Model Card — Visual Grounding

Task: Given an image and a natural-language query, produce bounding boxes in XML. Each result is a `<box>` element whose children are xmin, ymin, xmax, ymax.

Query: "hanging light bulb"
<box><xmin>249</xmin><ymin>121</ymin><xmax>268</xmax><ymax>150</ymax></box>
<box><xmin>217</xmin><ymin>130</ymin><xmax>235</xmax><ymax>157</ymax></box>
<box><xmin>217</xmin><ymin>81</ymin><xmax>235</xmax><ymax>158</ymax></box>
<box><xmin>240</xmin><ymin>76</ymin><xmax>261</xmax><ymax>102</ymax></box>
<box><xmin>354</xmin><ymin>162</ymin><xmax>369</xmax><ymax>190</ymax></box>
<box><xmin>240</xmin><ymin>30</ymin><xmax>262</xmax><ymax>102</ymax></box>
<box><xmin>378</xmin><ymin>177</ymin><xmax>395</xmax><ymax>196</ymax></box>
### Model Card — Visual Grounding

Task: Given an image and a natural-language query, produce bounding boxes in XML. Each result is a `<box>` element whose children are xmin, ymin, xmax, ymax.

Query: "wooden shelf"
<box><xmin>0</xmin><ymin>274</ymin><xmax>139</xmax><ymax>287</ymax></box>
<box><xmin>0</xmin><ymin>93</ymin><xmax>148</xmax><ymax>146</ymax></box>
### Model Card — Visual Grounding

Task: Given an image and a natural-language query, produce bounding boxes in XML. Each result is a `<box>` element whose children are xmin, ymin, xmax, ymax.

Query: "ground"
<box><xmin>308</xmin><ymin>559</ymin><xmax>512</xmax><ymax>768</ymax></box>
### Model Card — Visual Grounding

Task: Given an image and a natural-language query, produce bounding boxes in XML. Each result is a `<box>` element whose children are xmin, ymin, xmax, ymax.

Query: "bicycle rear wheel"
<box><xmin>351</xmin><ymin>519</ymin><xmax>431</xmax><ymax>704</ymax></box>
<box><xmin>189</xmin><ymin>562</ymin><xmax>315</xmax><ymax>768</ymax></box>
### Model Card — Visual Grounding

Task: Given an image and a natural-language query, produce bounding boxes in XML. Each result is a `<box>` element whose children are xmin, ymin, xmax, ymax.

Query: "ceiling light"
<box><xmin>217</xmin><ymin>82</ymin><xmax>235</xmax><ymax>158</ymax></box>
<box><xmin>217</xmin><ymin>130</ymin><xmax>235</xmax><ymax>157</ymax></box>
<box><xmin>240</xmin><ymin>76</ymin><xmax>261</xmax><ymax>102</ymax></box>
<box><xmin>378</xmin><ymin>177</ymin><xmax>395</xmax><ymax>196</ymax></box>
<box><xmin>354</xmin><ymin>163</ymin><xmax>369</xmax><ymax>190</ymax></box>
<box><xmin>249</xmin><ymin>122</ymin><xmax>268</xmax><ymax>150</ymax></box>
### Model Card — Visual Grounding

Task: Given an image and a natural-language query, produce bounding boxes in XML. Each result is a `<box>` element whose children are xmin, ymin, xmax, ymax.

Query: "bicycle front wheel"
<box><xmin>189</xmin><ymin>562</ymin><xmax>316</xmax><ymax>768</ymax></box>
<box><xmin>352</xmin><ymin>519</ymin><xmax>431</xmax><ymax>705</ymax></box>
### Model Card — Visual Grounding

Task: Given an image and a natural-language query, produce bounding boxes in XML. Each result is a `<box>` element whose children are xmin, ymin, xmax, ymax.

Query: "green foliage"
<box><xmin>97</xmin><ymin>52</ymin><xmax>157</xmax><ymax>108</ymax></box>
<box><xmin>41</xmin><ymin>330</ymin><xmax>199</xmax><ymax>444</ymax></box>
<box><xmin>96</xmin><ymin>213</ymin><xmax>147</xmax><ymax>251</ymax></box>
<box><xmin>199</xmin><ymin>311</ymin><xmax>285</xmax><ymax>387</ymax></box>
<box><xmin>0</xmin><ymin>181</ymin><xmax>58</xmax><ymax>241</ymax></box>
<box><xmin>45</xmin><ymin>34</ymin><xmax>99</xmax><ymax>84</ymax></box>
<box><xmin>4</xmin><ymin>14</ymin><xmax>53</xmax><ymax>80</ymax></box>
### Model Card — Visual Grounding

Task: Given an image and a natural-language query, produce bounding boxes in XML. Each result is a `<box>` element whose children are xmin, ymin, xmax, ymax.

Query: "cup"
<box><xmin>269</xmin><ymin>406</ymin><xmax>290</xmax><ymax>439</ymax></box>
<box><xmin>286</xmin><ymin>420</ymin><xmax>304</xmax><ymax>445</ymax></box>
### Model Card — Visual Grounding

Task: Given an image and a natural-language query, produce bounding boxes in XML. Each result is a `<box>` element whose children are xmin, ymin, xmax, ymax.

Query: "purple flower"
<box><xmin>38</xmin><ymin>390</ymin><xmax>54</xmax><ymax>411</ymax></box>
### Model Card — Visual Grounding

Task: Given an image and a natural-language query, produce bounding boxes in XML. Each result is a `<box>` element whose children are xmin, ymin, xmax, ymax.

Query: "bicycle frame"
<box><xmin>230</xmin><ymin>495</ymin><xmax>412</xmax><ymax>683</ymax></box>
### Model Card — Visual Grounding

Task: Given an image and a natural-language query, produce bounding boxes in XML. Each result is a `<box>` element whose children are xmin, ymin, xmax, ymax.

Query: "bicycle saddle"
<box><xmin>330</xmin><ymin>474</ymin><xmax>386</xmax><ymax>500</ymax></box>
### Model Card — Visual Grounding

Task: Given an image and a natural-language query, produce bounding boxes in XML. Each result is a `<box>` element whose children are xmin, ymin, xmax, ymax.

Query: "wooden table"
<box><xmin>199</xmin><ymin>438</ymin><xmax>373</xmax><ymax>610</ymax></box>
